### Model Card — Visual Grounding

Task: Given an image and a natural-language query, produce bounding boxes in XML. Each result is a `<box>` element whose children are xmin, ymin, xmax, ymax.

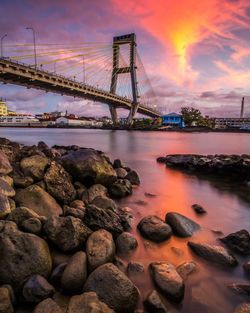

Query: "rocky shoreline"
<box><xmin>0</xmin><ymin>138</ymin><xmax>250</xmax><ymax>312</ymax></box>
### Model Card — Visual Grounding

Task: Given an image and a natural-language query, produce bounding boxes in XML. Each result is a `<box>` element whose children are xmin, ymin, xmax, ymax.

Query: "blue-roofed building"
<box><xmin>161</xmin><ymin>113</ymin><xmax>185</xmax><ymax>128</ymax></box>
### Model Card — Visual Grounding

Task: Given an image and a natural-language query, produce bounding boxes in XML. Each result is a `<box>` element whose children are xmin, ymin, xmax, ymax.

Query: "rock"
<box><xmin>0</xmin><ymin>175</ymin><xmax>13</xmax><ymax>187</ymax></box>
<box><xmin>84</xmin><ymin>204</ymin><xmax>123</xmax><ymax>236</ymax></box>
<box><xmin>0</xmin><ymin>286</ymin><xmax>14</xmax><ymax>313</ymax></box>
<box><xmin>220</xmin><ymin>230</ymin><xmax>250</xmax><ymax>255</ymax></box>
<box><xmin>0</xmin><ymin>177</ymin><xmax>15</xmax><ymax>196</ymax></box>
<box><xmin>91</xmin><ymin>196</ymin><xmax>117</xmax><ymax>211</ymax></box>
<box><xmin>44</xmin><ymin>161</ymin><xmax>76</xmax><ymax>204</ymax></box>
<box><xmin>228</xmin><ymin>284</ymin><xmax>250</xmax><ymax>295</ymax></box>
<box><xmin>165</xmin><ymin>212</ymin><xmax>200</xmax><ymax>237</ymax></box>
<box><xmin>156</xmin><ymin>157</ymin><xmax>166</xmax><ymax>163</ymax></box>
<box><xmin>117</xmin><ymin>207</ymin><xmax>133</xmax><ymax>230</ymax></box>
<box><xmin>144</xmin><ymin>192</ymin><xmax>157</xmax><ymax>198</ymax></box>
<box><xmin>60</xmin><ymin>148</ymin><xmax>117</xmax><ymax>187</ymax></box>
<box><xmin>191</xmin><ymin>204</ymin><xmax>207</xmax><ymax>214</ymax></box>
<box><xmin>15</xmin><ymin>185</ymin><xmax>62</xmax><ymax>217</ymax></box>
<box><xmin>127</xmin><ymin>262</ymin><xmax>144</xmax><ymax>275</ymax></box>
<box><xmin>171</xmin><ymin>247</ymin><xmax>184</xmax><ymax>256</ymax></box>
<box><xmin>8</xmin><ymin>198</ymin><xmax>15</xmax><ymax>211</ymax></box>
<box><xmin>116</xmin><ymin>232</ymin><xmax>138</xmax><ymax>254</ymax></box>
<box><xmin>0</xmin><ymin>221</ymin><xmax>52</xmax><ymax>292</ymax></box>
<box><xmin>84</xmin><ymin>263</ymin><xmax>139</xmax><ymax>313</ymax></box>
<box><xmin>113</xmin><ymin>256</ymin><xmax>127</xmax><ymax>273</ymax></box>
<box><xmin>44</xmin><ymin>216</ymin><xmax>92</xmax><ymax>253</ymax></box>
<box><xmin>188</xmin><ymin>241</ymin><xmax>238</xmax><ymax>266</ymax></box>
<box><xmin>115</xmin><ymin>167</ymin><xmax>128</xmax><ymax>178</ymax></box>
<box><xmin>61</xmin><ymin>251</ymin><xmax>87</xmax><ymax>293</ymax></box>
<box><xmin>108</xmin><ymin>179</ymin><xmax>132</xmax><ymax>198</ymax></box>
<box><xmin>21</xmin><ymin>218</ymin><xmax>42</xmax><ymax>235</ymax></box>
<box><xmin>67</xmin><ymin>291</ymin><xmax>115</xmax><ymax>313</ymax></box>
<box><xmin>51</xmin><ymin>250</ymin><xmax>72</xmax><ymax>268</ymax></box>
<box><xmin>70</xmin><ymin>199</ymin><xmax>85</xmax><ymax>210</ymax></box>
<box><xmin>150</xmin><ymin>261</ymin><xmax>185</xmax><ymax>303</ymax></box>
<box><xmin>0</xmin><ymin>151</ymin><xmax>12</xmax><ymax>175</ymax></box>
<box><xmin>74</xmin><ymin>182</ymin><xmax>87</xmax><ymax>199</ymax></box>
<box><xmin>233</xmin><ymin>303</ymin><xmax>250</xmax><ymax>313</ymax></box>
<box><xmin>50</xmin><ymin>262</ymin><xmax>67</xmax><ymax>286</ymax></box>
<box><xmin>12</xmin><ymin>175</ymin><xmax>33</xmax><ymax>188</ymax></box>
<box><xmin>86</xmin><ymin>229</ymin><xmax>115</xmax><ymax>271</ymax></box>
<box><xmin>0</xmin><ymin>194</ymin><xmax>11</xmax><ymax>219</ymax></box>
<box><xmin>63</xmin><ymin>206</ymin><xmax>85</xmax><ymax>220</ymax></box>
<box><xmin>113</xmin><ymin>159</ymin><xmax>123</xmax><ymax>169</ymax></box>
<box><xmin>20</xmin><ymin>155</ymin><xmax>49</xmax><ymax>181</ymax></box>
<box><xmin>22</xmin><ymin>275</ymin><xmax>55</xmax><ymax>303</ymax></box>
<box><xmin>176</xmin><ymin>261</ymin><xmax>197</xmax><ymax>280</ymax></box>
<box><xmin>144</xmin><ymin>289</ymin><xmax>168</xmax><ymax>313</ymax></box>
<box><xmin>34</xmin><ymin>298</ymin><xmax>63</xmax><ymax>313</ymax></box>
<box><xmin>137</xmin><ymin>215</ymin><xmax>172</xmax><ymax>243</ymax></box>
<box><xmin>243</xmin><ymin>262</ymin><xmax>250</xmax><ymax>274</ymax></box>
<box><xmin>125</xmin><ymin>170</ymin><xmax>140</xmax><ymax>185</ymax></box>
<box><xmin>85</xmin><ymin>184</ymin><xmax>108</xmax><ymax>203</ymax></box>
<box><xmin>7</xmin><ymin>206</ymin><xmax>41</xmax><ymax>225</ymax></box>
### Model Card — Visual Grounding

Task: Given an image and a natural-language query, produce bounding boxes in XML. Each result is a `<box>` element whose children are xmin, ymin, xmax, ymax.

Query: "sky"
<box><xmin>1</xmin><ymin>0</ymin><xmax>250</xmax><ymax>117</ymax></box>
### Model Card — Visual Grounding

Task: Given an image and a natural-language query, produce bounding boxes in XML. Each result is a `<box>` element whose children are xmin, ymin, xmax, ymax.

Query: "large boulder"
<box><xmin>22</xmin><ymin>275</ymin><xmax>55</xmax><ymax>303</ymax></box>
<box><xmin>125</xmin><ymin>170</ymin><xmax>140</xmax><ymax>185</ymax></box>
<box><xmin>91</xmin><ymin>196</ymin><xmax>117</xmax><ymax>211</ymax></box>
<box><xmin>84</xmin><ymin>204</ymin><xmax>123</xmax><ymax>236</ymax></box>
<box><xmin>0</xmin><ymin>286</ymin><xmax>14</xmax><ymax>313</ymax></box>
<box><xmin>84</xmin><ymin>263</ymin><xmax>139</xmax><ymax>313</ymax></box>
<box><xmin>15</xmin><ymin>185</ymin><xmax>62</xmax><ymax>217</ymax></box>
<box><xmin>44</xmin><ymin>161</ymin><xmax>76</xmax><ymax>204</ymax></box>
<box><xmin>150</xmin><ymin>261</ymin><xmax>185</xmax><ymax>303</ymax></box>
<box><xmin>137</xmin><ymin>215</ymin><xmax>172</xmax><ymax>243</ymax></box>
<box><xmin>61</xmin><ymin>251</ymin><xmax>87</xmax><ymax>293</ymax></box>
<box><xmin>44</xmin><ymin>216</ymin><xmax>92</xmax><ymax>253</ymax></box>
<box><xmin>188</xmin><ymin>241</ymin><xmax>238</xmax><ymax>266</ymax></box>
<box><xmin>116</xmin><ymin>232</ymin><xmax>138</xmax><ymax>255</ymax></box>
<box><xmin>165</xmin><ymin>212</ymin><xmax>200</xmax><ymax>237</ymax></box>
<box><xmin>60</xmin><ymin>148</ymin><xmax>117</xmax><ymax>187</ymax></box>
<box><xmin>34</xmin><ymin>298</ymin><xmax>63</xmax><ymax>313</ymax></box>
<box><xmin>220</xmin><ymin>230</ymin><xmax>250</xmax><ymax>255</ymax></box>
<box><xmin>67</xmin><ymin>292</ymin><xmax>115</xmax><ymax>313</ymax></box>
<box><xmin>108</xmin><ymin>179</ymin><xmax>132</xmax><ymax>198</ymax></box>
<box><xmin>0</xmin><ymin>221</ymin><xmax>52</xmax><ymax>292</ymax></box>
<box><xmin>0</xmin><ymin>151</ymin><xmax>12</xmax><ymax>175</ymax></box>
<box><xmin>86</xmin><ymin>229</ymin><xmax>115</xmax><ymax>271</ymax></box>
<box><xmin>20</xmin><ymin>155</ymin><xmax>49</xmax><ymax>181</ymax></box>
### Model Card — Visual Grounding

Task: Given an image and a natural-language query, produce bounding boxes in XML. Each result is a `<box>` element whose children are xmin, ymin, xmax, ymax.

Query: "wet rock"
<box><xmin>113</xmin><ymin>159</ymin><xmax>123</xmax><ymax>169</ymax></box>
<box><xmin>70</xmin><ymin>199</ymin><xmax>85</xmax><ymax>210</ymax></box>
<box><xmin>15</xmin><ymin>185</ymin><xmax>62</xmax><ymax>217</ymax></box>
<box><xmin>188</xmin><ymin>241</ymin><xmax>238</xmax><ymax>266</ymax></box>
<box><xmin>91</xmin><ymin>196</ymin><xmax>117</xmax><ymax>211</ymax></box>
<box><xmin>84</xmin><ymin>263</ymin><xmax>139</xmax><ymax>313</ymax></box>
<box><xmin>7</xmin><ymin>206</ymin><xmax>40</xmax><ymax>224</ymax></box>
<box><xmin>44</xmin><ymin>216</ymin><xmax>92</xmax><ymax>253</ymax></box>
<box><xmin>113</xmin><ymin>256</ymin><xmax>127</xmax><ymax>273</ymax></box>
<box><xmin>0</xmin><ymin>151</ymin><xmax>12</xmax><ymax>175</ymax></box>
<box><xmin>0</xmin><ymin>177</ymin><xmax>15</xmax><ymax>196</ymax></box>
<box><xmin>44</xmin><ymin>161</ymin><xmax>76</xmax><ymax>204</ymax></box>
<box><xmin>144</xmin><ymin>192</ymin><xmax>157</xmax><ymax>198</ymax></box>
<box><xmin>20</xmin><ymin>155</ymin><xmax>49</xmax><ymax>181</ymax></box>
<box><xmin>150</xmin><ymin>261</ymin><xmax>185</xmax><ymax>303</ymax></box>
<box><xmin>0</xmin><ymin>194</ymin><xmax>11</xmax><ymax>219</ymax></box>
<box><xmin>192</xmin><ymin>204</ymin><xmax>207</xmax><ymax>214</ymax></box>
<box><xmin>137</xmin><ymin>215</ymin><xmax>172</xmax><ymax>243</ymax></box>
<box><xmin>220</xmin><ymin>230</ymin><xmax>250</xmax><ymax>255</ymax></box>
<box><xmin>22</xmin><ymin>275</ymin><xmax>55</xmax><ymax>303</ymax></box>
<box><xmin>50</xmin><ymin>250</ymin><xmax>72</xmax><ymax>268</ymax></box>
<box><xmin>176</xmin><ymin>261</ymin><xmax>197</xmax><ymax>280</ymax></box>
<box><xmin>0</xmin><ymin>286</ymin><xmax>14</xmax><ymax>313</ymax></box>
<box><xmin>144</xmin><ymin>289</ymin><xmax>168</xmax><ymax>313</ymax></box>
<box><xmin>116</xmin><ymin>232</ymin><xmax>138</xmax><ymax>254</ymax></box>
<box><xmin>165</xmin><ymin>212</ymin><xmax>200</xmax><ymax>237</ymax></box>
<box><xmin>156</xmin><ymin>157</ymin><xmax>166</xmax><ymax>163</ymax></box>
<box><xmin>74</xmin><ymin>182</ymin><xmax>87</xmax><ymax>199</ymax></box>
<box><xmin>117</xmin><ymin>207</ymin><xmax>133</xmax><ymax>230</ymax></box>
<box><xmin>0</xmin><ymin>221</ymin><xmax>52</xmax><ymax>292</ymax></box>
<box><xmin>84</xmin><ymin>204</ymin><xmax>123</xmax><ymax>236</ymax></box>
<box><xmin>127</xmin><ymin>262</ymin><xmax>144</xmax><ymax>275</ymax></box>
<box><xmin>86</xmin><ymin>229</ymin><xmax>115</xmax><ymax>271</ymax></box>
<box><xmin>34</xmin><ymin>298</ymin><xmax>63</xmax><ymax>313</ymax></box>
<box><xmin>85</xmin><ymin>184</ymin><xmax>108</xmax><ymax>203</ymax></box>
<box><xmin>108</xmin><ymin>179</ymin><xmax>132</xmax><ymax>198</ymax></box>
<box><xmin>8</xmin><ymin>198</ymin><xmax>15</xmax><ymax>211</ymax></box>
<box><xmin>125</xmin><ymin>170</ymin><xmax>140</xmax><ymax>185</ymax></box>
<box><xmin>115</xmin><ymin>167</ymin><xmax>128</xmax><ymax>178</ymax></box>
<box><xmin>228</xmin><ymin>284</ymin><xmax>250</xmax><ymax>296</ymax></box>
<box><xmin>233</xmin><ymin>303</ymin><xmax>250</xmax><ymax>313</ymax></box>
<box><xmin>37</xmin><ymin>141</ymin><xmax>49</xmax><ymax>151</ymax></box>
<box><xmin>0</xmin><ymin>175</ymin><xmax>13</xmax><ymax>187</ymax></box>
<box><xmin>61</xmin><ymin>251</ymin><xmax>87</xmax><ymax>293</ymax></box>
<box><xmin>63</xmin><ymin>205</ymin><xmax>85</xmax><ymax>220</ymax></box>
<box><xmin>67</xmin><ymin>291</ymin><xmax>115</xmax><ymax>313</ymax></box>
<box><xmin>60</xmin><ymin>148</ymin><xmax>117</xmax><ymax>187</ymax></box>
<box><xmin>21</xmin><ymin>218</ymin><xmax>42</xmax><ymax>235</ymax></box>
<box><xmin>12</xmin><ymin>175</ymin><xmax>33</xmax><ymax>188</ymax></box>
<box><xmin>243</xmin><ymin>262</ymin><xmax>250</xmax><ymax>274</ymax></box>
<box><xmin>50</xmin><ymin>262</ymin><xmax>67</xmax><ymax>286</ymax></box>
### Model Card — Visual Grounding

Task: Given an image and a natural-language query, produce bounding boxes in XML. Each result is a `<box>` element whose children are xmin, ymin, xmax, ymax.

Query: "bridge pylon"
<box><xmin>109</xmin><ymin>33</ymin><xmax>139</xmax><ymax>127</ymax></box>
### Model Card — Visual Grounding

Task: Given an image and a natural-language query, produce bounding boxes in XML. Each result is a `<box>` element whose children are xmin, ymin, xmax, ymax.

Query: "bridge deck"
<box><xmin>0</xmin><ymin>58</ymin><xmax>160</xmax><ymax>118</ymax></box>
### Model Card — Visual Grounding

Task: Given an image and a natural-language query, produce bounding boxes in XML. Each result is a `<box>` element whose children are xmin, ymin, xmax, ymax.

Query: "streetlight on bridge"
<box><xmin>1</xmin><ymin>34</ymin><xmax>7</xmax><ymax>58</ymax></box>
<box><xmin>25</xmin><ymin>27</ymin><xmax>37</xmax><ymax>69</ymax></box>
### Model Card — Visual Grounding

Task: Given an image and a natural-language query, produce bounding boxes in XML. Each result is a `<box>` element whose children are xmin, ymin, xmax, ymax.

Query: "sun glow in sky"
<box><xmin>1</xmin><ymin>0</ymin><xmax>250</xmax><ymax>116</ymax></box>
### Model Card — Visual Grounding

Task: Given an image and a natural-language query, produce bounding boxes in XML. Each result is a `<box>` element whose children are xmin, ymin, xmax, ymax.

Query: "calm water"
<box><xmin>1</xmin><ymin>127</ymin><xmax>250</xmax><ymax>312</ymax></box>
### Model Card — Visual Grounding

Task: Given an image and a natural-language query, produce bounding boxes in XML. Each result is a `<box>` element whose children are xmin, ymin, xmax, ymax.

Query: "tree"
<box><xmin>181</xmin><ymin>107</ymin><xmax>203</xmax><ymax>127</ymax></box>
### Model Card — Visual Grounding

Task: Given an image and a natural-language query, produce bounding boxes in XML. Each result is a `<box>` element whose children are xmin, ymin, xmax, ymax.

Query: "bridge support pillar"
<box><xmin>109</xmin><ymin>105</ymin><xmax>118</xmax><ymax>126</ymax></box>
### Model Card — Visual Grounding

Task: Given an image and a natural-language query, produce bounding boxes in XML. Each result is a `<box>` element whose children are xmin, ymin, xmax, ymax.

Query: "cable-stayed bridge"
<box><xmin>0</xmin><ymin>33</ymin><xmax>161</xmax><ymax>125</ymax></box>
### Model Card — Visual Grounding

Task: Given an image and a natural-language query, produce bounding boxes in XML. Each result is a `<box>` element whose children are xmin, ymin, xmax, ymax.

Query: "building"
<box><xmin>215</xmin><ymin>117</ymin><xmax>250</xmax><ymax>129</ymax></box>
<box><xmin>0</xmin><ymin>98</ymin><xmax>8</xmax><ymax>116</ymax></box>
<box><xmin>161</xmin><ymin>113</ymin><xmax>185</xmax><ymax>128</ymax></box>
<box><xmin>55</xmin><ymin>117</ymin><xmax>103</xmax><ymax>127</ymax></box>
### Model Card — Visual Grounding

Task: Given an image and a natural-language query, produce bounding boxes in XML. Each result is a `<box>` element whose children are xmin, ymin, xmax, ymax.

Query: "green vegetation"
<box><xmin>181</xmin><ymin>107</ymin><xmax>215</xmax><ymax>128</ymax></box>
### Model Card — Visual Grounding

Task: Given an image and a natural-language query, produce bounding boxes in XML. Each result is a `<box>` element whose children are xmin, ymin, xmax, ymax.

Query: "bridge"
<box><xmin>0</xmin><ymin>33</ymin><xmax>161</xmax><ymax>125</ymax></box>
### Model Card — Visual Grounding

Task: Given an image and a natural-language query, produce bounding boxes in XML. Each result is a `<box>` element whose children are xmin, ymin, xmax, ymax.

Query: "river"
<box><xmin>1</xmin><ymin>127</ymin><xmax>250</xmax><ymax>313</ymax></box>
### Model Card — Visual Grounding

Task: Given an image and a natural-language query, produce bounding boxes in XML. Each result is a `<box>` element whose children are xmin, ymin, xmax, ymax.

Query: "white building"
<box><xmin>55</xmin><ymin>117</ymin><xmax>103</xmax><ymax>127</ymax></box>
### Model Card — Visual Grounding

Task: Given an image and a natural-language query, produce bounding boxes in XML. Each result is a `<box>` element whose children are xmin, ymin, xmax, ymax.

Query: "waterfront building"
<box><xmin>161</xmin><ymin>113</ymin><xmax>185</xmax><ymax>128</ymax></box>
<box><xmin>0</xmin><ymin>98</ymin><xmax>8</xmax><ymax>116</ymax></box>
<box><xmin>214</xmin><ymin>117</ymin><xmax>250</xmax><ymax>129</ymax></box>
<box><xmin>55</xmin><ymin>117</ymin><xmax>103</xmax><ymax>127</ymax></box>
<box><xmin>0</xmin><ymin>115</ymin><xmax>40</xmax><ymax>126</ymax></box>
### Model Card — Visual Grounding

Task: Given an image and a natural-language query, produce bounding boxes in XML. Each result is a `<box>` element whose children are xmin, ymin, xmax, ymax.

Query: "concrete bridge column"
<box><xmin>109</xmin><ymin>105</ymin><xmax>118</xmax><ymax>126</ymax></box>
